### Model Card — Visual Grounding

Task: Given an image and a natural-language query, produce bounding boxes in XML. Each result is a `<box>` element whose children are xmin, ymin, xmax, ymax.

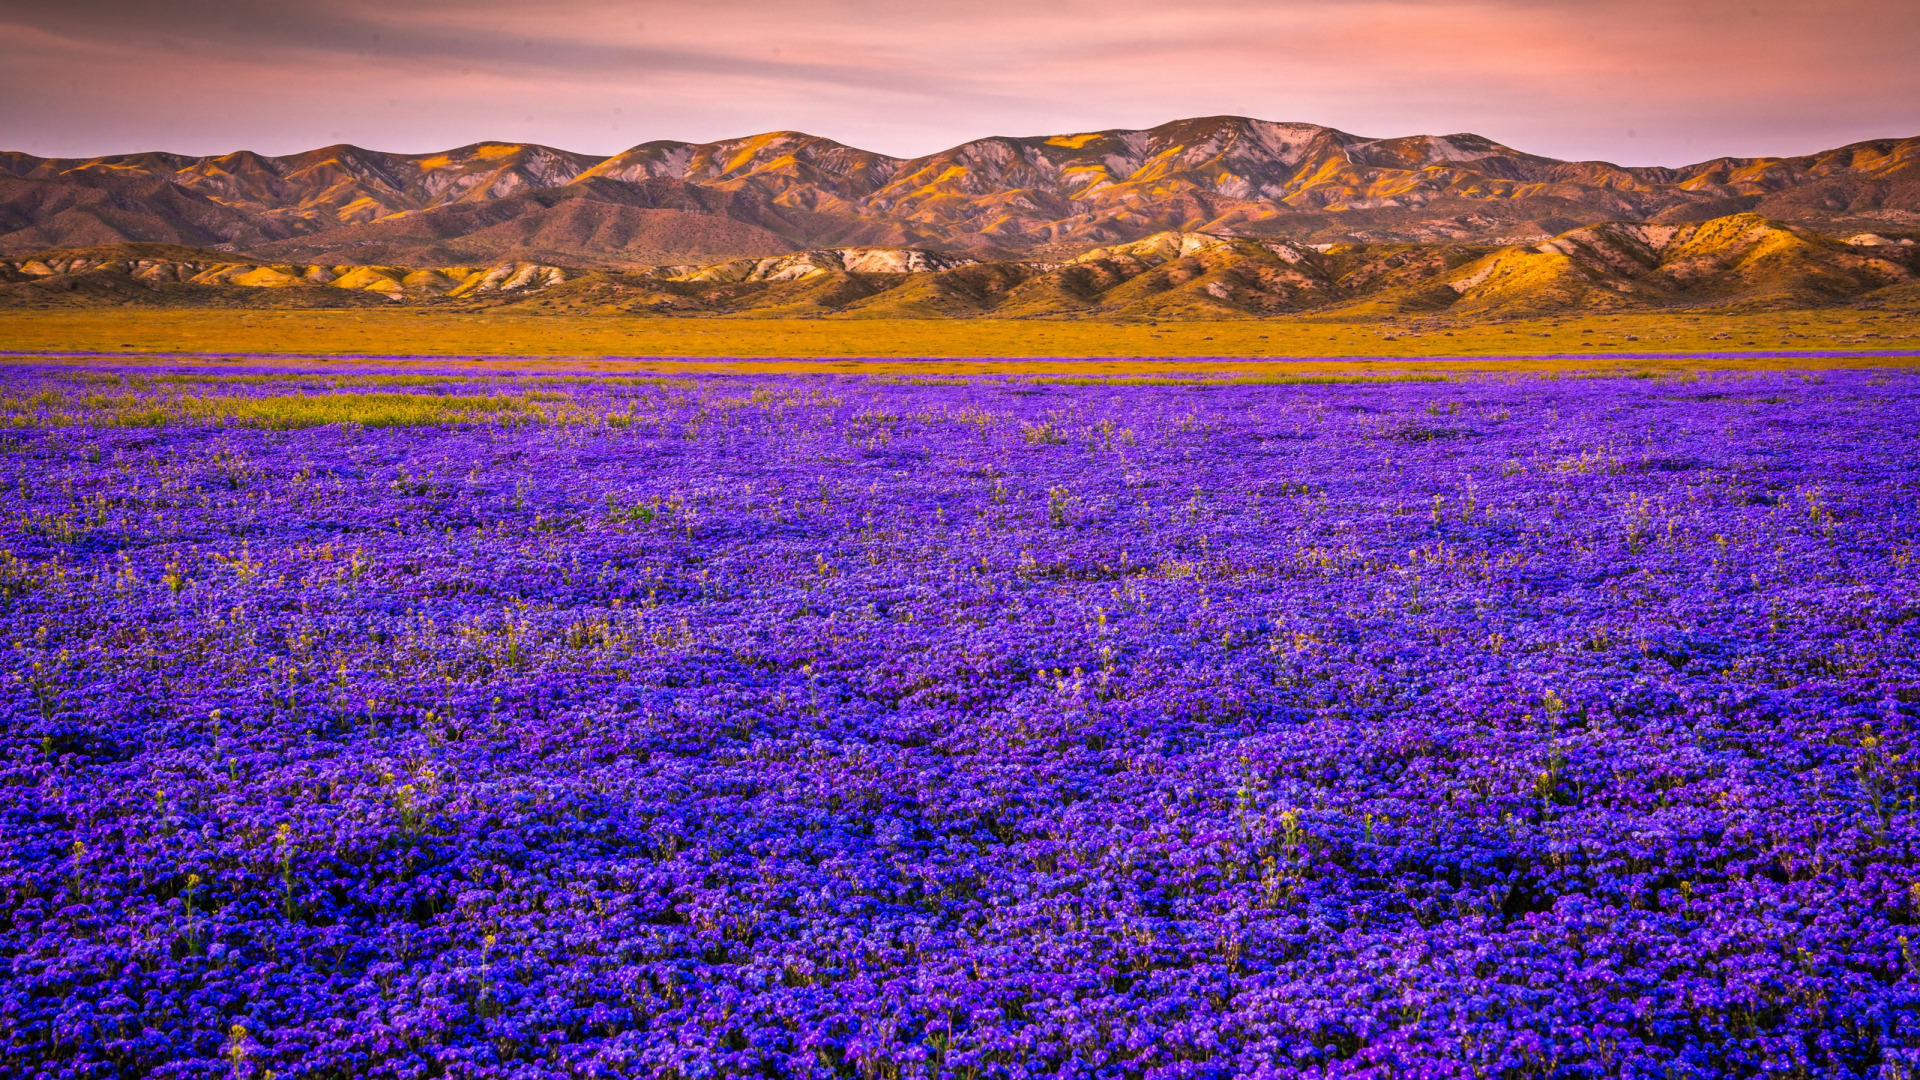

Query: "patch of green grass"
<box><xmin>0</xmin><ymin>388</ymin><xmax>568</xmax><ymax>429</ymax></box>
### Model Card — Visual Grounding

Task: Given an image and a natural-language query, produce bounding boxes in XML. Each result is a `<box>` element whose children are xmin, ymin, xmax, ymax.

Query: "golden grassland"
<box><xmin>15</xmin><ymin>355</ymin><xmax>1920</xmax><ymax>388</ymax></box>
<box><xmin>3</xmin><ymin>307</ymin><xmax>1918</xmax><ymax>363</ymax></box>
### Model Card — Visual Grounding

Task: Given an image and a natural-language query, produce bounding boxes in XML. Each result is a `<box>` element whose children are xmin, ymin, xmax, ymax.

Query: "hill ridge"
<box><xmin>3</xmin><ymin>119</ymin><xmax>1917</xmax><ymax>265</ymax></box>
<box><xmin>7</xmin><ymin>213</ymin><xmax>1913</xmax><ymax>318</ymax></box>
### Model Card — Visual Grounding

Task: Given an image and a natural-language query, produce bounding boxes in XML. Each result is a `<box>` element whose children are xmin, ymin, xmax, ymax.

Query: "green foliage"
<box><xmin>0</xmin><ymin>387</ymin><xmax>568</xmax><ymax>429</ymax></box>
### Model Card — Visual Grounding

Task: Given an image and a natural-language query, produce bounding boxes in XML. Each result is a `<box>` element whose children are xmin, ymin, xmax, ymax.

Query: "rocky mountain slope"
<box><xmin>3</xmin><ymin>119</ymin><xmax>1917</xmax><ymax>266</ymax></box>
<box><xmin>7</xmin><ymin>215</ymin><xmax>1912</xmax><ymax>318</ymax></box>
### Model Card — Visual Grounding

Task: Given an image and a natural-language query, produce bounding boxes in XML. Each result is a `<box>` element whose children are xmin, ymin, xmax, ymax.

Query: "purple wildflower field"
<box><xmin>2</xmin><ymin>363</ymin><xmax>1918</xmax><ymax>1079</ymax></box>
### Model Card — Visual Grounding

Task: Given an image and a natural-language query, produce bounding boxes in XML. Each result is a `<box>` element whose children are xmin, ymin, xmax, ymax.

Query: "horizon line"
<box><xmin>7</xmin><ymin>115</ymin><xmax>1918</xmax><ymax>173</ymax></box>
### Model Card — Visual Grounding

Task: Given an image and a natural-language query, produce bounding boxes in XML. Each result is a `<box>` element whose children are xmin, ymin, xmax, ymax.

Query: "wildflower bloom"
<box><xmin>1</xmin><ymin>363</ymin><xmax>1916</xmax><ymax>1077</ymax></box>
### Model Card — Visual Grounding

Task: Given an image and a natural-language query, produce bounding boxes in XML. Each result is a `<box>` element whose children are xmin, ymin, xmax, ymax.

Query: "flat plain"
<box><xmin>3</xmin><ymin>355</ymin><xmax>1918</xmax><ymax>1077</ymax></box>
<box><xmin>5</xmin><ymin>308</ymin><xmax>1920</xmax><ymax>363</ymax></box>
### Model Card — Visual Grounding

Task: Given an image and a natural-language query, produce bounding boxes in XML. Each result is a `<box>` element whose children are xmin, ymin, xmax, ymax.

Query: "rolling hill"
<box><xmin>6</xmin><ymin>214</ymin><xmax>1912</xmax><ymax>319</ymax></box>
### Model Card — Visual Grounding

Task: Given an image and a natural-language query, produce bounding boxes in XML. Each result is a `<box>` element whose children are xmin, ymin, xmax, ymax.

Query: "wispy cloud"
<box><xmin>1</xmin><ymin>0</ymin><xmax>1914</xmax><ymax>164</ymax></box>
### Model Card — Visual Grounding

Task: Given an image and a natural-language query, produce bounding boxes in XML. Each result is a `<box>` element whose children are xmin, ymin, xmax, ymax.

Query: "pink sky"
<box><xmin>2</xmin><ymin>0</ymin><xmax>1915</xmax><ymax>166</ymax></box>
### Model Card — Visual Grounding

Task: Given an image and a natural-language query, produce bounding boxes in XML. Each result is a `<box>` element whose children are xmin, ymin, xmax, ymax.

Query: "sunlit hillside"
<box><xmin>5</xmin><ymin>214</ymin><xmax>1912</xmax><ymax>320</ymax></box>
<box><xmin>4</xmin><ymin>118</ymin><xmax>1917</xmax><ymax>266</ymax></box>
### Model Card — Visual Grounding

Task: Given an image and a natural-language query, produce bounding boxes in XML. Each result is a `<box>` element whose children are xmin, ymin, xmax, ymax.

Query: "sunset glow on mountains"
<box><xmin>4</xmin><ymin>0</ymin><xmax>1915</xmax><ymax>165</ymax></box>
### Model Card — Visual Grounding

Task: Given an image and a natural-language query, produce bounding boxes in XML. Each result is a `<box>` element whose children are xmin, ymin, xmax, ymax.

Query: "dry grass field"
<box><xmin>2</xmin><ymin>308</ymin><xmax>1918</xmax><ymax>365</ymax></box>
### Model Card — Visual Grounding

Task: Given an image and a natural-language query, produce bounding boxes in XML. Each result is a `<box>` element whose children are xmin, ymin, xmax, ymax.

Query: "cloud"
<box><xmin>0</xmin><ymin>0</ymin><xmax>1914</xmax><ymax>164</ymax></box>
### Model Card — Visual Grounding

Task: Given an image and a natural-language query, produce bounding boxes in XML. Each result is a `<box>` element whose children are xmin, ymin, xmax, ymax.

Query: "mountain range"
<box><xmin>4</xmin><ymin>117</ymin><xmax>1918</xmax><ymax>267</ymax></box>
